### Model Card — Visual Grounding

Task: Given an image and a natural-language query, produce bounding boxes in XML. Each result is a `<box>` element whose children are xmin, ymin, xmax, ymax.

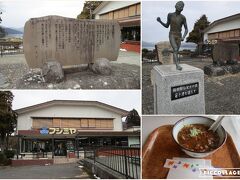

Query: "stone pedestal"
<box><xmin>151</xmin><ymin>64</ymin><xmax>205</xmax><ymax>114</ymax></box>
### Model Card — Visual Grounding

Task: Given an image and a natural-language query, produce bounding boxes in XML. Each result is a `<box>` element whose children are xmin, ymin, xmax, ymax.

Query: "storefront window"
<box><xmin>21</xmin><ymin>139</ymin><xmax>52</xmax><ymax>153</ymax></box>
<box><xmin>77</xmin><ymin>136</ymin><xmax>129</xmax><ymax>150</ymax></box>
<box><xmin>21</xmin><ymin>137</ymin><xmax>130</xmax><ymax>153</ymax></box>
<box><xmin>54</xmin><ymin>140</ymin><xmax>67</xmax><ymax>156</ymax></box>
<box><xmin>66</xmin><ymin>140</ymin><xmax>75</xmax><ymax>152</ymax></box>
<box><xmin>121</xmin><ymin>26</ymin><xmax>140</xmax><ymax>41</ymax></box>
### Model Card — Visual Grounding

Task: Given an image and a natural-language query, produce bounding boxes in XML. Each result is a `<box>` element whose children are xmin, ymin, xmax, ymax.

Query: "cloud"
<box><xmin>11</xmin><ymin>90</ymin><xmax>141</xmax><ymax>114</ymax></box>
<box><xmin>1</xmin><ymin>0</ymin><xmax>84</xmax><ymax>28</ymax></box>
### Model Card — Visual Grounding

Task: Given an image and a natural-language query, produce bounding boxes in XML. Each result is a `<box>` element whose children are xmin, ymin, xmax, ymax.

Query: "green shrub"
<box><xmin>4</xmin><ymin>150</ymin><xmax>16</xmax><ymax>159</ymax></box>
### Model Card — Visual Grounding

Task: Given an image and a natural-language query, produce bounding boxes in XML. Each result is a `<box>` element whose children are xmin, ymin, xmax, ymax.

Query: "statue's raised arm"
<box><xmin>156</xmin><ymin>14</ymin><xmax>170</xmax><ymax>28</ymax></box>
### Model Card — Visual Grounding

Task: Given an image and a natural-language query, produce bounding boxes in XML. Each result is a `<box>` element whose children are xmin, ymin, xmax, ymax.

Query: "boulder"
<box><xmin>231</xmin><ymin>64</ymin><xmax>240</xmax><ymax>74</ymax></box>
<box><xmin>42</xmin><ymin>60</ymin><xmax>64</xmax><ymax>83</ymax></box>
<box><xmin>204</xmin><ymin>64</ymin><xmax>225</xmax><ymax>76</ymax></box>
<box><xmin>91</xmin><ymin>58</ymin><xmax>112</xmax><ymax>75</ymax></box>
<box><xmin>204</xmin><ymin>63</ymin><xmax>240</xmax><ymax>76</ymax></box>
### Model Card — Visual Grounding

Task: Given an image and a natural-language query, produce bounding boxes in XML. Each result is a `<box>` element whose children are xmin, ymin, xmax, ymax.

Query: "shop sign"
<box><xmin>48</xmin><ymin>128</ymin><xmax>77</xmax><ymax>135</ymax></box>
<box><xmin>40</xmin><ymin>127</ymin><xmax>49</xmax><ymax>135</ymax></box>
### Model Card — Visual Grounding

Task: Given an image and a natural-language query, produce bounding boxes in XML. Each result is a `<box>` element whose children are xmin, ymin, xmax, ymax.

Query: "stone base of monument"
<box><xmin>15</xmin><ymin>63</ymin><xmax>140</xmax><ymax>89</ymax></box>
<box><xmin>42</xmin><ymin>60</ymin><xmax>64</xmax><ymax>83</ymax></box>
<box><xmin>64</xmin><ymin>64</ymin><xmax>88</xmax><ymax>74</ymax></box>
<box><xmin>41</xmin><ymin>58</ymin><xmax>113</xmax><ymax>83</ymax></box>
<box><xmin>204</xmin><ymin>63</ymin><xmax>240</xmax><ymax>76</ymax></box>
<box><xmin>151</xmin><ymin>64</ymin><xmax>205</xmax><ymax>114</ymax></box>
<box><xmin>91</xmin><ymin>58</ymin><xmax>112</xmax><ymax>75</ymax></box>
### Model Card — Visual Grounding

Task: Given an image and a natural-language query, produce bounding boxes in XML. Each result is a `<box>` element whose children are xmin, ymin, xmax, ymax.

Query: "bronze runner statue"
<box><xmin>157</xmin><ymin>1</ymin><xmax>188</xmax><ymax>70</ymax></box>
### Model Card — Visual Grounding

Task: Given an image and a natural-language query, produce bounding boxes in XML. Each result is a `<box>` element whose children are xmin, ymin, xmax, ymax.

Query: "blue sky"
<box><xmin>0</xmin><ymin>0</ymin><xmax>84</xmax><ymax>28</ymax></box>
<box><xmin>142</xmin><ymin>1</ymin><xmax>240</xmax><ymax>43</ymax></box>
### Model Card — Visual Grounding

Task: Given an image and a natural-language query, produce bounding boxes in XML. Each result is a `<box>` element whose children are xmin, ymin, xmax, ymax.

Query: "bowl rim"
<box><xmin>172</xmin><ymin>116</ymin><xmax>227</xmax><ymax>154</ymax></box>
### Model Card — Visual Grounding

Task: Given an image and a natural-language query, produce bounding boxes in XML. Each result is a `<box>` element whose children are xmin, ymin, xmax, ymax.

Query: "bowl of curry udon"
<box><xmin>172</xmin><ymin>116</ymin><xmax>227</xmax><ymax>158</ymax></box>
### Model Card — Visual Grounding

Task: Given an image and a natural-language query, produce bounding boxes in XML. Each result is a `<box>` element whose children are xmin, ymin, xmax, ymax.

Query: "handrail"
<box><xmin>83</xmin><ymin>146</ymin><xmax>140</xmax><ymax>179</ymax></box>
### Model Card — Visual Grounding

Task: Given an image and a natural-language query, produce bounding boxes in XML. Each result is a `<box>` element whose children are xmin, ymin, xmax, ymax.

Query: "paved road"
<box><xmin>0</xmin><ymin>54</ymin><xmax>27</xmax><ymax>65</ymax></box>
<box><xmin>0</xmin><ymin>51</ymin><xmax>140</xmax><ymax>66</ymax></box>
<box><xmin>114</xmin><ymin>50</ymin><xmax>140</xmax><ymax>66</ymax></box>
<box><xmin>0</xmin><ymin>163</ymin><xmax>90</xmax><ymax>179</ymax></box>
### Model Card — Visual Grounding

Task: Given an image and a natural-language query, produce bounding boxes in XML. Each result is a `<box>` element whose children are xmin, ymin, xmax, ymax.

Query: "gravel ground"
<box><xmin>0</xmin><ymin>52</ymin><xmax>140</xmax><ymax>89</ymax></box>
<box><xmin>142</xmin><ymin>58</ymin><xmax>240</xmax><ymax>115</ymax></box>
<box><xmin>0</xmin><ymin>54</ymin><xmax>29</xmax><ymax>89</ymax></box>
<box><xmin>0</xmin><ymin>163</ymin><xmax>90</xmax><ymax>179</ymax></box>
<box><xmin>15</xmin><ymin>63</ymin><xmax>140</xmax><ymax>89</ymax></box>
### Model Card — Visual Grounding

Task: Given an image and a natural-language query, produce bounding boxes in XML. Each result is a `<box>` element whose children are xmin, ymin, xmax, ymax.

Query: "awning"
<box><xmin>17</xmin><ymin>130</ymin><xmax>140</xmax><ymax>138</ymax></box>
<box><xmin>118</xmin><ymin>17</ymin><xmax>140</xmax><ymax>27</ymax></box>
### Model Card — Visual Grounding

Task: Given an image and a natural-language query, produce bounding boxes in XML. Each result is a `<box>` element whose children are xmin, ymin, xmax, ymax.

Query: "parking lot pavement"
<box><xmin>114</xmin><ymin>50</ymin><xmax>140</xmax><ymax>66</ymax></box>
<box><xmin>0</xmin><ymin>163</ymin><xmax>90</xmax><ymax>179</ymax></box>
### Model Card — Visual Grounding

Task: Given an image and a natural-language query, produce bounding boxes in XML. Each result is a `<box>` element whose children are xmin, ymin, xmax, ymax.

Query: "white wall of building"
<box><xmin>94</xmin><ymin>1</ymin><xmax>138</xmax><ymax>19</ymax></box>
<box><xmin>128</xmin><ymin>136</ymin><xmax>140</xmax><ymax>146</ymax></box>
<box><xmin>204</xmin><ymin>18</ymin><xmax>240</xmax><ymax>41</ymax></box>
<box><xmin>17</xmin><ymin>104</ymin><xmax>123</xmax><ymax>132</ymax></box>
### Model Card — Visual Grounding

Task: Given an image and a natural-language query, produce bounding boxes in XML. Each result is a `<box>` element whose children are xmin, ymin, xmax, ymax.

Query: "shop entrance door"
<box><xmin>54</xmin><ymin>140</ymin><xmax>67</xmax><ymax>156</ymax></box>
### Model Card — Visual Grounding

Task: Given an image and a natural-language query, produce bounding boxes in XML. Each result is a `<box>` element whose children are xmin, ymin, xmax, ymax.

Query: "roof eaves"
<box><xmin>204</xmin><ymin>13</ymin><xmax>240</xmax><ymax>33</ymax></box>
<box><xmin>15</xmin><ymin>100</ymin><xmax>129</xmax><ymax>116</ymax></box>
<box><xmin>92</xmin><ymin>2</ymin><xmax>109</xmax><ymax>15</ymax></box>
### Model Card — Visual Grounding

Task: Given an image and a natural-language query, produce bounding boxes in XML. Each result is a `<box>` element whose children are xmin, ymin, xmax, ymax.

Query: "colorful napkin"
<box><xmin>164</xmin><ymin>157</ymin><xmax>213</xmax><ymax>179</ymax></box>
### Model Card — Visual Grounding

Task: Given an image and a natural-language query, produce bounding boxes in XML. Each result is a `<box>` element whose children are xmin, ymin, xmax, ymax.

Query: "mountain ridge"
<box><xmin>0</xmin><ymin>26</ymin><xmax>23</xmax><ymax>35</ymax></box>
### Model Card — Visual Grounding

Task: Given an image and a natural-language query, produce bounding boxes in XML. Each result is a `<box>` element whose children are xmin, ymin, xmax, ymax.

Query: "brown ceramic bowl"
<box><xmin>172</xmin><ymin>116</ymin><xmax>227</xmax><ymax>158</ymax></box>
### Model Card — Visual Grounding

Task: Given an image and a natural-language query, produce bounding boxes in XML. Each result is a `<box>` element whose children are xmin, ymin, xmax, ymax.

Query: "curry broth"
<box><xmin>177</xmin><ymin>124</ymin><xmax>220</xmax><ymax>152</ymax></box>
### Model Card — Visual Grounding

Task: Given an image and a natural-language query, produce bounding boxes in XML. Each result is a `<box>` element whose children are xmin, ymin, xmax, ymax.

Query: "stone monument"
<box><xmin>151</xmin><ymin>1</ymin><xmax>205</xmax><ymax>114</ymax></box>
<box><xmin>204</xmin><ymin>42</ymin><xmax>240</xmax><ymax>76</ymax></box>
<box><xmin>212</xmin><ymin>42</ymin><xmax>239</xmax><ymax>65</ymax></box>
<box><xmin>155</xmin><ymin>41</ymin><xmax>173</xmax><ymax>64</ymax></box>
<box><xmin>23</xmin><ymin>15</ymin><xmax>121</xmax><ymax>68</ymax></box>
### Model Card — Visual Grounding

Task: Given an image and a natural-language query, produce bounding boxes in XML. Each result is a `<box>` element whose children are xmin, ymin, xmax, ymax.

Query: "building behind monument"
<box><xmin>93</xmin><ymin>1</ymin><xmax>141</xmax><ymax>53</ymax></box>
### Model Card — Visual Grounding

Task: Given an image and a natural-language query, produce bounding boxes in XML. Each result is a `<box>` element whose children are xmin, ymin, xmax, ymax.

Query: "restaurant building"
<box><xmin>204</xmin><ymin>13</ymin><xmax>240</xmax><ymax>46</ymax></box>
<box><xmin>15</xmin><ymin>100</ymin><xmax>140</xmax><ymax>161</ymax></box>
<box><xmin>93</xmin><ymin>1</ymin><xmax>141</xmax><ymax>53</ymax></box>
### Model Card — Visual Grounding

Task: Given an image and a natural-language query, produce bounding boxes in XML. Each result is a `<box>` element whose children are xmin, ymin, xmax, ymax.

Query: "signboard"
<box><xmin>171</xmin><ymin>82</ymin><xmax>199</xmax><ymax>100</ymax></box>
<box><xmin>40</xmin><ymin>127</ymin><xmax>49</xmax><ymax>135</ymax></box>
<box><xmin>48</xmin><ymin>128</ymin><xmax>77</xmax><ymax>135</ymax></box>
